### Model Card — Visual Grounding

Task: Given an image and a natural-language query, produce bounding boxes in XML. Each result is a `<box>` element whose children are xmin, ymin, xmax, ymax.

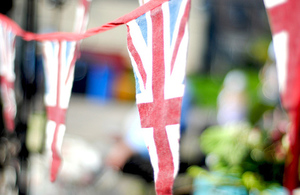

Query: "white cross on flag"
<box><xmin>126</xmin><ymin>0</ymin><xmax>190</xmax><ymax>193</ymax></box>
<box><xmin>0</xmin><ymin>20</ymin><xmax>17</xmax><ymax>132</ymax></box>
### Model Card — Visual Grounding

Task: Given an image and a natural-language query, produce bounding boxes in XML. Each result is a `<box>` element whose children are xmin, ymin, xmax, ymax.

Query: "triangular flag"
<box><xmin>42</xmin><ymin>40</ymin><xmax>77</xmax><ymax>181</ymax></box>
<box><xmin>43</xmin><ymin>0</ymin><xmax>91</xmax><ymax>182</ymax></box>
<box><xmin>126</xmin><ymin>0</ymin><xmax>190</xmax><ymax>193</ymax></box>
<box><xmin>0</xmin><ymin>20</ymin><xmax>17</xmax><ymax>132</ymax></box>
<box><xmin>264</xmin><ymin>0</ymin><xmax>300</xmax><ymax>192</ymax></box>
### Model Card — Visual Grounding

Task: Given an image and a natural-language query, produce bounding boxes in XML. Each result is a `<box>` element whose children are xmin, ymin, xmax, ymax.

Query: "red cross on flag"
<box><xmin>126</xmin><ymin>0</ymin><xmax>190</xmax><ymax>193</ymax></box>
<box><xmin>0</xmin><ymin>20</ymin><xmax>17</xmax><ymax>132</ymax></box>
<box><xmin>264</xmin><ymin>0</ymin><xmax>300</xmax><ymax>192</ymax></box>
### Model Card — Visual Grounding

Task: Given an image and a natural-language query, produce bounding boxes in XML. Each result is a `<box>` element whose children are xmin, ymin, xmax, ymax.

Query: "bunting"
<box><xmin>0</xmin><ymin>0</ymin><xmax>169</xmax><ymax>41</ymax></box>
<box><xmin>0</xmin><ymin>0</ymin><xmax>191</xmax><ymax>194</ymax></box>
<box><xmin>43</xmin><ymin>0</ymin><xmax>91</xmax><ymax>182</ymax></box>
<box><xmin>42</xmin><ymin>40</ymin><xmax>76</xmax><ymax>182</ymax></box>
<box><xmin>126</xmin><ymin>0</ymin><xmax>190</xmax><ymax>193</ymax></box>
<box><xmin>0</xmin><ymin>20</ymin><xmax>17</xmax><ymax>132</ymax></box>
<box><xmin>264</xmin><ymin>0</ymin><xmax>300</xmax><ymax>192</ymax></box>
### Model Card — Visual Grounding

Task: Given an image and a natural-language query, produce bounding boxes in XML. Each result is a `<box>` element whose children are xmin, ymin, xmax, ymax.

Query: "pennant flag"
<box><xmin>0</xmin><ymin>20</ymin><xmax>17</xmax><ymax>132</ymax></box>
<box><xmin>42</xmin><ymin>40</ymin><xmax>77</xmax><ymax>182</ymax></box>
<box><xmin>43</xmin><ymin>0</ymin><xmax>91</xmax><ymax>182</ymax></box>
<box><xmin>126</xmin><ymin>0</ymin><xmax>190</xmax><ymax>193</ymax></box>
<box><xmin>264</xmin><ymin>0</ymin><xmax>300</xmax><ymax>192</ymax></box>
<box><xmin>74</xmin><ymin>0</ymin><xmax>91</xmax><ymax>34</ymax></box>
<box><xmin>0</xmin><ymin>0</ymin><xmax>192</xmax><ymax>188</ymax></box>
<box><xmin>73</xmin><ymin>0</ymin><xmax>91</xmax><ymax>55</ymax></box>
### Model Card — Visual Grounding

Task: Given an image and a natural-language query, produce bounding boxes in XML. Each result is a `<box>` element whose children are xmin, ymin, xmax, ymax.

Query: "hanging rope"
<box><xmin>0</xmin><ymin>0</ymin><xmax>169</xmax><ymax>42</ymax></box>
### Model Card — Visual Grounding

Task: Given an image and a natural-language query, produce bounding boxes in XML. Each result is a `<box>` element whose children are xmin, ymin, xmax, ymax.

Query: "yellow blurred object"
<box><xmin>113</xmin><ymin>71</ymin><xmax>136</xmax><ymax>101</ymax></box>
<box><xmin>26</xmin><ymin>113</ymin><xmax>46</xmax><ymax>153</ymax></box>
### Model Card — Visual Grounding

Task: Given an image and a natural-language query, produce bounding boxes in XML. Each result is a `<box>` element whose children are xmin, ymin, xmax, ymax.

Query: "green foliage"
<box><xmin>200</xmin><ymin>124</ymin><xmax>253</xmax><ymax>167</ymax></box>
<box><xmin>188</xmin><ymin>74</ymin><xmax>223</xmax><ymax>108</ymax></box>
<box><xmin>190</xmin><ymin>123</ymin><xmax>286</xmax><ymax>192</ymax></box>
<box><xmin>188</xmin><ymin>69</ymin><xmax>260</xmax><ymax>110</ymax></box>
<box><xmin>187</xmin><ymin>166</ymin><xmax>243</xmax><ymax>187</ymax></box>
<box><xmin>188</xmin><ymin>66</ymin><xmax>287</xmax><ymax>193</ymax></box>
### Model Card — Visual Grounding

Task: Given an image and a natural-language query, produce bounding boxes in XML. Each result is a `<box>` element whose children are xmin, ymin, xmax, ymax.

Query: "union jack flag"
<box><xmin>264</xmin><ymin>0</ymin><xmax>300</xmax><ymax>192</ymax></box>
<box><xmin>126</xmin><ymin>0</ymin><xmax>190</xmax><ymax>193</ymax></box>
<box><xmin>74</xmin><ymin>0</ymin><xmax>91</xmax><ymax>34</ymax></box>
<box><xmin>0</xmin><ymin>21</ymin><xmax>17</xmax><ymax>132</ymax></box>
<box><xmin>42</xmin><ymin>40</ymin><xmax>77</xmax><ymax>182</ymax></box>
<box><xmin>43</xmin><ymin>0</ymin><xmax>91</xmax><ymax>182</ymax></box>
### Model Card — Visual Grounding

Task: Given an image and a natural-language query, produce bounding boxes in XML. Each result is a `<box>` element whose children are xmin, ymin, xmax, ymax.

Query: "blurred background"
<box><xmin>0</xmin><ymin>0</ymin><xmax>289</xmax><ymax>194</ymax></box>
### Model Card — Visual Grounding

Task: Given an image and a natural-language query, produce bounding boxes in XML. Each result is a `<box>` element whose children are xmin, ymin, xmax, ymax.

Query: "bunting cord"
<box><xmin>0</xmin><ymin>0</ymin><xmax>169</xmax><ymax>41</ymax></box>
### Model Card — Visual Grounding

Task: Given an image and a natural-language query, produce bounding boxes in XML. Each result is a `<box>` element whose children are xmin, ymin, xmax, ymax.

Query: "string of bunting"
<box><xmin>0</xmin><ymin>0</ymin><xmax>191</xmax><ymax>194</ymax></box>
<box><xmin>0</xmin><ymin>0</ymin><xmax>169</xmax><ymax>41</ymax></box>
<box><xmin>6</xmin><ymin>0</ymin><xmax>300</xmax><ymax>194</ymax></box>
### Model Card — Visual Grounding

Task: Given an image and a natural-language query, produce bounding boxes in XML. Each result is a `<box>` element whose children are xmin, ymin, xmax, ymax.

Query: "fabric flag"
<box><xmin>264</xmin><ymin>0</ymin><xmax>300</xmax><ymax>192</ymax></box>
<box><xmin>43</xmin><ymin>0</ymin><xmax>91</xmax><ymax>182</ymax></box>
<box><xmin>126</xmin><ymin>0</ymin><xmax>190</xmax><ymax>194</ymax></box>
<box><xmin>42</xmin><ymin>40</ymin><xmax>76</xmax><ymax>182</ymax></box>
<box><xmin>73</xmin><ymin>0</ymin><xmax>91</xmax><ymax>54</ymax></box>
<box><xmin>74</xmin><ymin>0</ymin><xmax>91</xmax><ymax>34</ymax></box>
<box><xmin>0</xmin><ymin>20</ymin><xmax>17</xmax><ymax>132</ymax></box>
<box><xmin>0</xmin><ymin>0</ymin><xmax>190</xmax><ymax>188</ymax></box>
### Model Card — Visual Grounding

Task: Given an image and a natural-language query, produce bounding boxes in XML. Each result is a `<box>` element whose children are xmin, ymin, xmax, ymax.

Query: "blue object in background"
<box><xmin>86</xmin><ymin>64</ymin><xmax>113</xmax><ymax>101</ymax></box>
<box><xmin>193</xmin><ymin>176</ymin><xmax>288</xmax><ymax>195</ymax></box>
<box><xmin>194</xmin><ymin>177</ymin><xmax>248</xmax><ymax>195</ymax></box>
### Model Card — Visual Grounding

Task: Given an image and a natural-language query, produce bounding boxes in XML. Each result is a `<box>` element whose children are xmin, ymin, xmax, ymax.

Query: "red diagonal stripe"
<box><xmin>65</xmin><ymin>43</ymin><xmax>77</xmax><ymax>85</ymax></box>
<box><xmin>170</xmin><ymin>0</ymin><xmax>190</xmax><ymax>73</ymax></box>
<box><xmin>127</xmin><ymin>26</ymin><xmax>147</xmax><ymax>89</ymax></box>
